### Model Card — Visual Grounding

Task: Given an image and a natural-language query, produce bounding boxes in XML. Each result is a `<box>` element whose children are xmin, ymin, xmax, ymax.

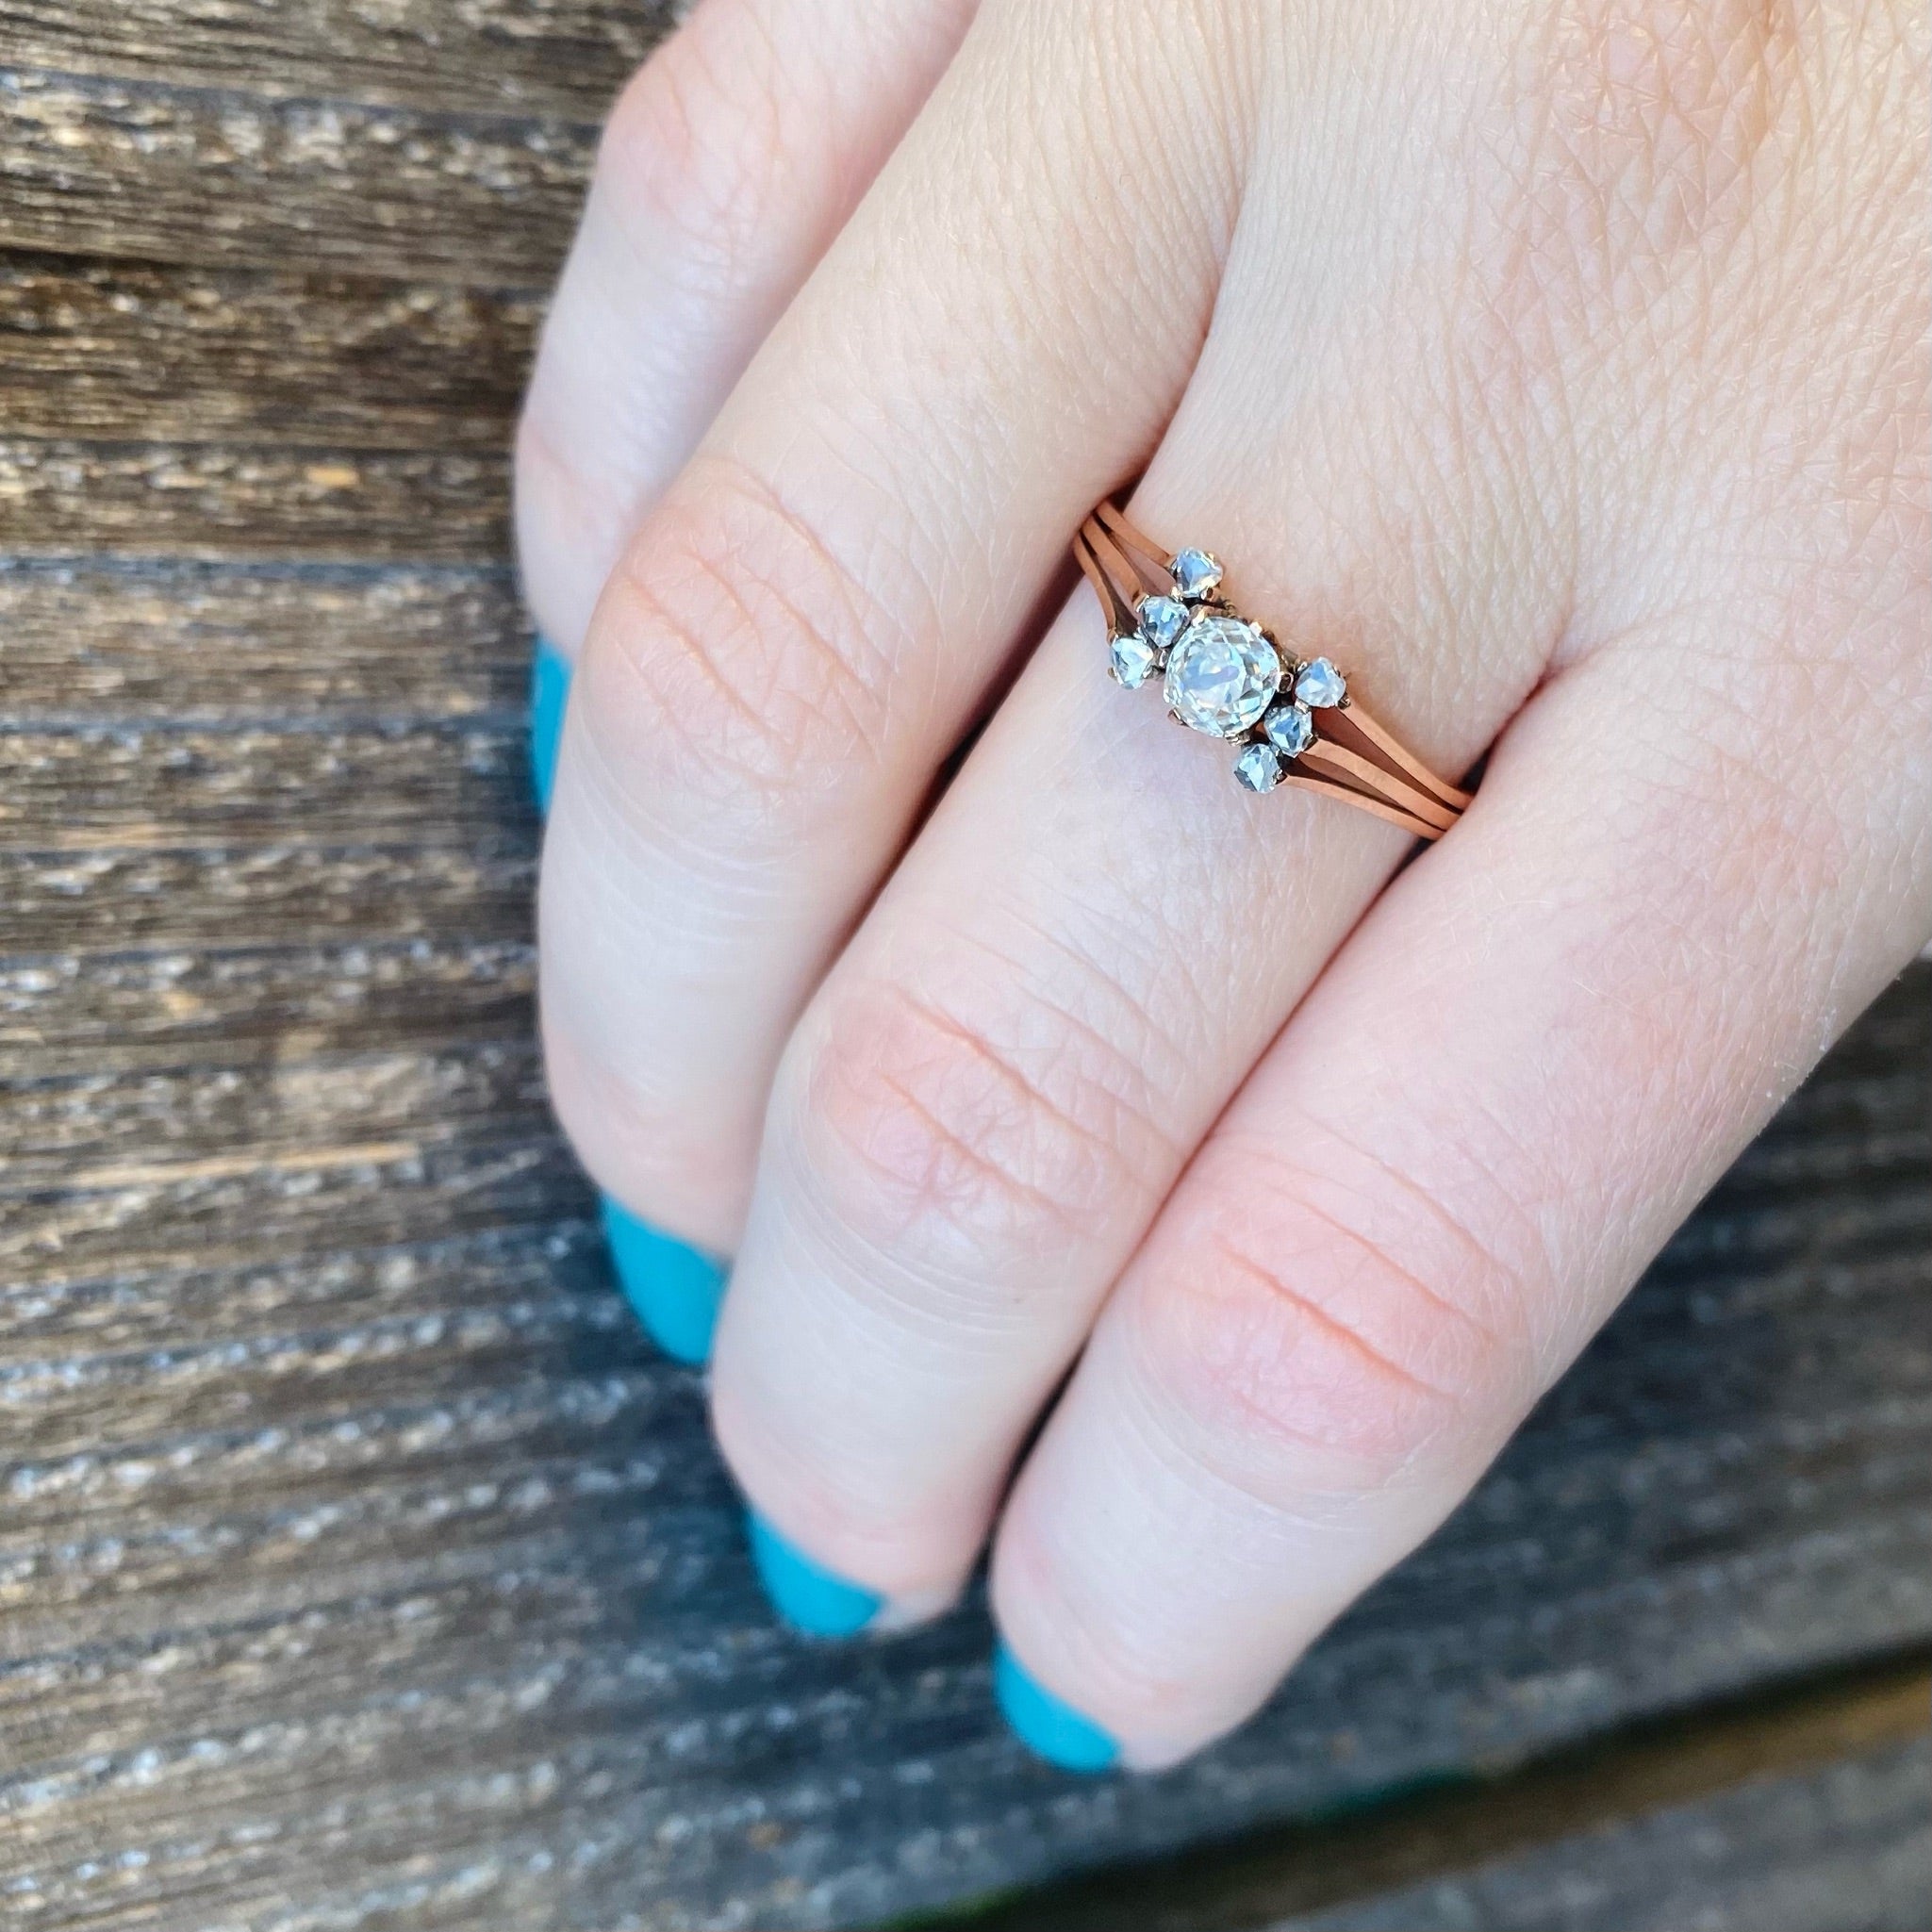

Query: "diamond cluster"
<box><xmin>1106</xmin><ymin>545</ymin><xmax>1347</xmax><ymax>791</ymax></box>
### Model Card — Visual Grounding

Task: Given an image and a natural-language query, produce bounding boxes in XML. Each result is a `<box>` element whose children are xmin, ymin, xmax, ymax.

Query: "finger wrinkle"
<box><xmin>596</xmin><ymin>19</ymin><xmax>787</xmax><ymax>295</ymax></box>
<box><xmin>702</xmin><ymin>448</ymin><xmax>921</xmax><ymax>706</ymax></box>
<box><xmin>1229</xmin><ymin>1133</ymin><xmax>1523</xmax><ymax>1366</ymax></box>
<box><xmin>964</xmin><ymin>907</ymin><xmax>1194</xmax><ymax>1104</ymax></box>
<box><xmin>1154</xmin><ymin>1230</ymin><xmax>1475</xmax><ymax>1498</ymax></box>
<box><xmin>1209</xmin><ymin>1234</ymin><xmax>1466</xmax><ymax>1415</ymax></box>
<box><xmin>595</xmin><ymin>471</ymin><xmax>908</xmax><ymax>814</ymax></box>
<box><xmin>801</xmin><ymin>975</ymin><xmax>1158</xmax><ymax>1258</ymax></box>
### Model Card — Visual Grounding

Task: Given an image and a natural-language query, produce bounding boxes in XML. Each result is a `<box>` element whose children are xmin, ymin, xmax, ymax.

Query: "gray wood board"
<box><xmin>0</xmin><ymin>0</ymin><xmax>678</xmax><ymax>121</ymax></box>
<box><xmin>0</xmin><ymin>67</ymin><xmax>593</xmax><ymax>284</ymax></box>
<box><xmin>960</xmin><ymin>1660</ymin><xmax>1932</xmax><ymax>1932</ymax></box>
<box><xmin>0</xmin><ymin>257</ymin><xmax>539</xmax><ymax>451</ymax></box>
<box><xmin>1288</xmin><ymin>1732</ymin><xmax>1932</xmax><ymax>1932</ymax></box>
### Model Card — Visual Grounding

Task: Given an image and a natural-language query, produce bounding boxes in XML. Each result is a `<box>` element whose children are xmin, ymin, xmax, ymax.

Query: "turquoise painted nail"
<box><xmin>748</xmin><ymin>1513</ymin><xmax>882</xmax><ymax>1639</ymax></box>
<box><xmin>599</xmin><ymin>1196</ymin><xmax>727</xmax><ymax>1366</ymax></box>
<box><xmin>530</xmin><ymin>635</ymin><xmax>570</xmax><ymax>814</ymax></box>
<box><xmin>994</xmin><ymin>1640</ymin><xmax>1119</xmax><ymax>1773</ymax></box>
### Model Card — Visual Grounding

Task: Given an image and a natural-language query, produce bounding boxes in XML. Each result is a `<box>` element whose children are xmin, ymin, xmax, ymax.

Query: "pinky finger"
<box><xmin>988</xmin><ymin>642</ymin><xmax>1929</xmax><ymax>1770</ymax></box>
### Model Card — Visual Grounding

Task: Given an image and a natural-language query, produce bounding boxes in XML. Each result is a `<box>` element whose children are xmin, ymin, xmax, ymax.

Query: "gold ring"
<box><xmin>1075</xmin><ymin>501</ymin><xmax>1472</xmax><ymax>840</ymax></box>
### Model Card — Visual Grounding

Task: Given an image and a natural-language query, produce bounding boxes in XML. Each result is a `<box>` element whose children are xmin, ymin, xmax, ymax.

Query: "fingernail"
<box><xmin>994</xmin><ymin>1639</ymin><xmax>1119</xmax><ymax>1774</ymax></box>
<box><xmin>530</xmin><ymin>635</ymin><xmax>570</xmax><ymax>815</ymax></box>
<box><xmin>600</xmin><ymin>1195</ymin><xmax>727</xmax><ymax>1366</ymax></box>
<box><xmin>748</xmin><ymin>1513</ymin><xmax>883</xmax><ymax>1639</ymax></box>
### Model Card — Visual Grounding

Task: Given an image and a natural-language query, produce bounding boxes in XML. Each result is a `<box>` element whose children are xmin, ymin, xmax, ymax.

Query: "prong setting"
<box><xmin>1078</xmin><ymin>503</ymin><xmax>1468</xmax><ymax>835</ymax></box>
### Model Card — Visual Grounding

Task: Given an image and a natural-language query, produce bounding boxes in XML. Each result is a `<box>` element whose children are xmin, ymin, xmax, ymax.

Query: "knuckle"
<box><xmin>1141</xmin><ymin>1142</ymin><xmax>1533</xmax><ymax>1497</ymax></box>
<box><xmin>794</xmin><ymin>971</ymin><xmax>1164</xmax><ymax>1270</ymax></box>
<box><xmin>1544</xmin><ymin>0</ymin><xmax>1803</xmax><ymax>239</ymax></box>
<box><xmin>595</xmin><ymin>454</ymin><xmax>902</xmax><ymax>810</ymax></box>
<box><xmin>512</xmin><ymin>405</ymin><xmax>621</xmax><ymax>638</ymax></box>
<box><xmin>597</xmin><ymin>17</ymin><xmax>789</xmax><ymax>292</ymax></box>
<box><xmin>536</xmin><ymin>996</ymin><xmax>741</xmax><ymax>1247</ymax></box>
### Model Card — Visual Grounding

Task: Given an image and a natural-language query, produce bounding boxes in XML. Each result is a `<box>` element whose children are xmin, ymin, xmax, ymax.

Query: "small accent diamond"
<box><xmin>1137</xmin><ymin>595</ymin><xmax>1189</xmax><ymax>651</ymax></box>
<box><xmin>1170</xmin><ymin>549</ymin><xmax>1224</xmax><ymax>601</ymax></box>
<box><xmin>1109</xmin><ymin>631</ymin><xmax>1157</xmax><ymax>689</ymax></box>
<box><xmin>1295</xmin><ymin>657</ymin><xmax>1347</xmax><ymax>708</ymax></box>
<box><xmin>1263</xmin><ymin>701</ymin><xmax>1315</xmax><ymax>757</ymax></box>
<box><xmin>1233</xmin><ymin>743</ymin><xmax>1283</xmax><ymax>793</ymax></box>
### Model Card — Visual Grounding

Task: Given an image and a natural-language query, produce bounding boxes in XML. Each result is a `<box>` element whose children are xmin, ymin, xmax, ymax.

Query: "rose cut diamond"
<box><xmin>1233</xmin><ymin>743</ymin><xmax>1283</xmax><ymax>792</ymax></box>
<box><xmin>1109</xmin><ymin>631</ymin><xmax>1158</xmax><ymax>688</ymax></box>
<box><xmin>1137</xmin><ymin>595</ymin><xmax>1189</xmax><ymax>651</ymax></box>
<box><xmin>1263</xmin><ymin>700</ymin><xmax>1315</xmax><ymax>757</ymax></box>
<box><xmin>1170</xmin><ymin>548</ymin><xmax>1224</xmax><ymax>601</ymax></box>
<box><xmin>1163</xmin><ymin>616</ymin><xmax>1281</xmax><ymax>738</ymax></box>
<box><xmin>1295</xmin><ymin>657</ymin><xmax>1347</xmax><ymax>708</ymax></box>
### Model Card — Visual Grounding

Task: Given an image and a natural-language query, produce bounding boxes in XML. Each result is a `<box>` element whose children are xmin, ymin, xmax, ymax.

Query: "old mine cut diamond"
<box><xmin>1163</xmin><ymin>615</ymin><xmax>1282</xmax><ymax>738</ymax></box>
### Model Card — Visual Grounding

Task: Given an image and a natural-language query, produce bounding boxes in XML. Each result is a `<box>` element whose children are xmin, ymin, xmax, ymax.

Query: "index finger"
<box><xmin>538</xmin><ymin>8</ymin><xmax>1238</xmax><ymax>1251</ymax></box>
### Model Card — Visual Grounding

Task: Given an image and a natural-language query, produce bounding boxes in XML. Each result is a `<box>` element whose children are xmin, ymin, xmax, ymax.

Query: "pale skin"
<box><xmin>520</xmin><ymin>0</ymin><xmax>1929</xmax><ymax>1768</ymax></box>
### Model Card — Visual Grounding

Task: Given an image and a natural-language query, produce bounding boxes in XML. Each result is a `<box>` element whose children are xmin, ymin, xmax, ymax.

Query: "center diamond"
<box><xmin>1163</xmin><ymin>616</ymin><xmax>1281</xmax><ymax>738</ymax></box>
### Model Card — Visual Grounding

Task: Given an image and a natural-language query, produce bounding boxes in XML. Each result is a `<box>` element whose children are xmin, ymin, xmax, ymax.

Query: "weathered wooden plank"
<box><xmin>0</xmin><ymin>1040</ymin><xmax>549</xmax><ymax>1179</ymax></box>
<box><xmin>966</xmin><ymin>1661</ymin><xmax>1932</xmax><ymax>1932</ymax></box>
<box><xmin>0</xmin><ymin>1220</ymin><xmax>583</xmax><ymax>1357</ymax></box>
<box><xmin>1</xmin><ymin>974</ymin><xmax>1925</xmax><ymax>1929</ymax></box>
<box><xmin>0</xmin><ymin>560</ymin><xmax>529</xmax><ymax>723</ymax></box>
<box><xmin>0</xmin><ymin>723</ymin><xmax>532</xmax><ymax>838</ymax></box>
<box><xmin>1298</xmin><ymin>1736</ymin><xmax>1932</xmax><ymax>1932</ymax></box>
<box><xmin>0</xmin><ymin>0</ymin><xmax>675</xmax><ymax>123</ymax></box>
<box><xmin>0</xmin><ymin>939</ymin><xmax>537</xmax><ymax>1079</ymax></box>
<box><xmin>0</xmin><ymin>438</ymin><xmax>509</xmax><ymax>558</ymax></box>
<box><xmin>0</xmin><ymin>841</ymin><xmax>536</xmax><ymax>952</ymax></box>
<box><xmin>0</xmin><ymin>256</ymin><xmax>538</xmax><ymax>450</ymax></box>
<box><xmin>0</xmin><ymin>70</ymin><xmax>593</xmax><ymax>284</ymax></box>
<box><xmin>0</xmin><ymin>1134</ymin><xmax>581</xmax><ymax>1281</ymax></box>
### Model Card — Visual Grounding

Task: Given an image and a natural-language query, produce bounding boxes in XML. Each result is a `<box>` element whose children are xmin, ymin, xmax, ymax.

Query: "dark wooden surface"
<box><xmin>971</xmin><ymin>1659</ymin><xmax>1932</xmax><ymax>1932</ymax></box>
<box><xmin>2</xmin><ymin>6</ymin><xmax>1928</xmax><ymax>1928</ymax></box>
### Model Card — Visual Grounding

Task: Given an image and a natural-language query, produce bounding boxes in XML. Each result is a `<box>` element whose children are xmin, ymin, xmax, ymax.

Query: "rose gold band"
<box><xmin>1075</xmin><ymin>501</ymin><xmax>1472</xmax><ymax>841</ymax></box>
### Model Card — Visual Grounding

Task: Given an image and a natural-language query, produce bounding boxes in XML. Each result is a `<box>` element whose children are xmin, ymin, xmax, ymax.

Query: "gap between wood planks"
<box><xmin>938</xmin><ymin>1650</ymin><xmax>1932</xmax><ymax>1932</ymax></box>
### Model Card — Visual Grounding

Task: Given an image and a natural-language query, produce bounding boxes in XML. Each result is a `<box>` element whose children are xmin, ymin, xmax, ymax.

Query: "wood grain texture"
<box><xmin>1295</xmin><ymin>1733</ymin><xmax>1932</xmax><ymax>1932</ymax></box>
<box><xmin>0</xmin><ymin>938</ymin><xmax>537</xmax><ymax>1079</ymax></box>
<box><xmin>0</xmin><ymin>560</ymin><xmax>529</xmax><ymax>721</ymax></box>
<box><xmin>0</xmin><ymin>257</ymin><xmax>540</xmax><ymax>450</ymax></box>
<box><xmin>1</xmin><ymin>0</ymin><xmax>676</xmax><ymax>121</ymax></box>
<box><xmin>3</xmin><ymin>4</ymin><xmax>1929</xmax><ymax>1925</ymax></box>
<box><xmin>0</xmin><ymin>839</ymin><xmax>537</xmax><ymax>951</ymax></box>
<box><xmin>0</xmin><ymin>438</ymin><xmax>510</xmax><ymax>557</ymax></box>
<box><xmin>966</xmin><ymin>1660</ymin><xmax>1932</xmax><ymax>1932</ymax></box>
<box><xmin>0</xmin><ymin>68</ymin><xmax>593</xmax><ymax>283</ymax></box>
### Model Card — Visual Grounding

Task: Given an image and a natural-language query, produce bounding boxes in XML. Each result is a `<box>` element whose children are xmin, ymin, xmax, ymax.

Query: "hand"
<box><xmin>517</xmin><ymin>0</ymin><xmax>1929</xmax><ymax>1769</ymax></box>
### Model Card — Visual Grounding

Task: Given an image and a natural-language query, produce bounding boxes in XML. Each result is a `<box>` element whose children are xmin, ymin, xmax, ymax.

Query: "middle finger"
<box><xmin>538</xmin><ymin>6</ymin><xmax>1230</xmax><ymax>1256</ymax></box>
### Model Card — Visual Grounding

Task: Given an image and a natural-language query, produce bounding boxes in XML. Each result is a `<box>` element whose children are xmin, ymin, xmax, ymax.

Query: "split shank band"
<box><xmin>1075</xmin><ymin>500</ymin><xmax>1472</xmax><ymax>841</ymax></box>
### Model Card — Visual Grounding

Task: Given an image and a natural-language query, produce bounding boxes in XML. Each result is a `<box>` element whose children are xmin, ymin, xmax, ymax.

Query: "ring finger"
<box><xmin>707</xmin><ymin>216</ymin><xmax>1575</xmax><ymax>1619</ymax></box>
